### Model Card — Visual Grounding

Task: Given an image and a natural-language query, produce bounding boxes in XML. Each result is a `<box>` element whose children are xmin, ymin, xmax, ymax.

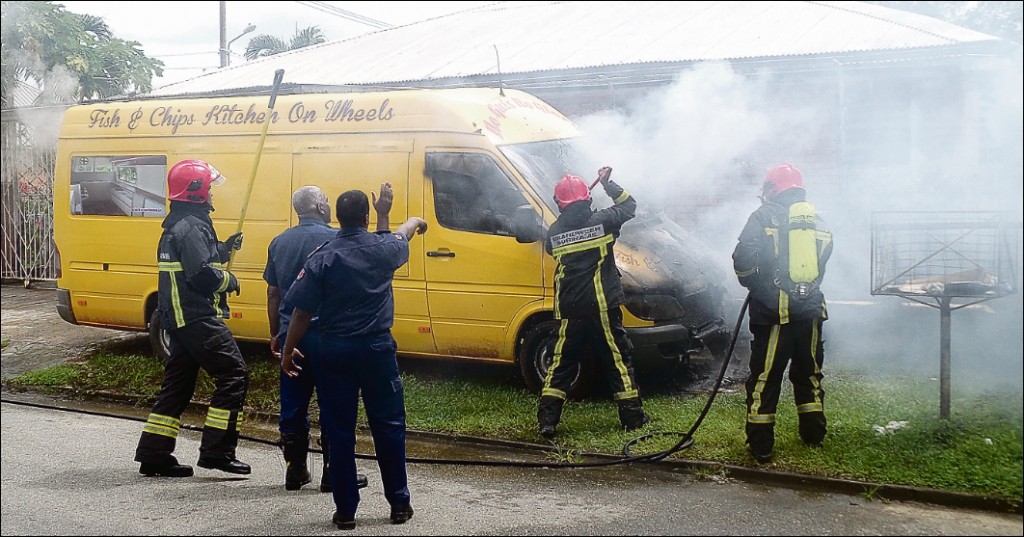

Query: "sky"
<box><xmin>57</xmin><ymin>1</ymin><xmax>499</xmax><ymax>88</ymax></box>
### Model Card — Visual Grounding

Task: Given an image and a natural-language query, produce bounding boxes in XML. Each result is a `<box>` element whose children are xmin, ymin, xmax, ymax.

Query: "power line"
<box><xmin>293</xmin><ymin>1</ymin><xmax>392</xmax><ymax>29</ymax></box>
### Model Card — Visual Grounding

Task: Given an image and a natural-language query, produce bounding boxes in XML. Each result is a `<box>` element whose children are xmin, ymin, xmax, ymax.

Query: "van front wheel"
<box><xmin>148</xmin><ymin>309</ymin><xmax>171</xmax><ymax>366</ymax></box>
<box><xmin>518</xmin><ymin>320</ymin><xmax>593</xmax><ymax>400</ymax></box>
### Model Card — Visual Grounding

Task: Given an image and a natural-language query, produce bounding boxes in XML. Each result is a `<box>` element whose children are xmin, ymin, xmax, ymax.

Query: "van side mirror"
<box><xmin>513</xmin><ymin>205</ymin><xmax>545</xmax><ymax>244</ymax></box>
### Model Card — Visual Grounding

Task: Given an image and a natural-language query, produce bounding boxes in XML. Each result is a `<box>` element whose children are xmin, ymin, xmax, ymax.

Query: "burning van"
<box><xmin>53</xmin><ymin>86</ymin><xmax>728</xmax><ymax>398</ymax></box>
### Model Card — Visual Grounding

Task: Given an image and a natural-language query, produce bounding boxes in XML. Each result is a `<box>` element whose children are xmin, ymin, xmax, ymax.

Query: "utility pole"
<box><xmin>219</xmin><ymin>1</ymin><xmax>228</xmax><ymax>68</ymax></box>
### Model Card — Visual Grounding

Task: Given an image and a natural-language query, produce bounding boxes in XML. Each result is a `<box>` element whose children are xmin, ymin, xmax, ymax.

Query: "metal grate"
<box><xmin>1</xmin><ymin>112</ymin><xmax>57</xmax><ymax>283</ymax></box>
<box><xmin>870</xmin><ymin>211</ymin><xmax>1020</xmax><ymax>419</ymax></box>
<box><xmin>871</xmin><ymin>211</ymin><xmax>1019</xmax><ymax>301</ymax></box>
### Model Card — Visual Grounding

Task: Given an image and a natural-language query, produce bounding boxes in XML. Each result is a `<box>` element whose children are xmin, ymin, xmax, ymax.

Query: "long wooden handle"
<box><xmin>226</xmin><ymin>69</ymin><xmax>285</xmax><ymax>272</ymax></box>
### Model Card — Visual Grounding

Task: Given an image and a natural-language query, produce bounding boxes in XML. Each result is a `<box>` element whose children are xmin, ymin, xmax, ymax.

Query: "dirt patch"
<box><xmin>1</xmin><ymin>284</ymin><xmax>144</xmax><ymax>380</ymax></box>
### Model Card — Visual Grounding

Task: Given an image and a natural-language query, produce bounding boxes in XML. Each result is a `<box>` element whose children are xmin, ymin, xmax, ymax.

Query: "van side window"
<box><xmin>70</xmin><ymin>155</ymin><xmax>167</xmax><ymax>217</ymax></box>
<box><xmin>427</xmin><ymin>153</ymin><xmax>529</xmax><ymax>236</ymax></box>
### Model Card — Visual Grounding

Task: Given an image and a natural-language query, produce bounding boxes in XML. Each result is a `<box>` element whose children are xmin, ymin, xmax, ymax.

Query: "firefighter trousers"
<box><xmin>539</xmin><ymin>307</ymin><xmax>646</xmax><ymax>428</ymax></box>
<box><xmin>135</xmin><ymin>317</ymin><xmax>249</xmax><ymax>466</ymax></box>
<box><xmin>745</xmin><ymin>317</ymin><xmax>826</xmax><ymax>455</ymax></box>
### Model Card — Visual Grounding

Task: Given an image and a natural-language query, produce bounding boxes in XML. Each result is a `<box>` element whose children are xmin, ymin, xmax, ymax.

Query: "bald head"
<box><xmin>292</xmin><ymin>185</ymin><xmax>331</xmax><ymax>223</ymax></box>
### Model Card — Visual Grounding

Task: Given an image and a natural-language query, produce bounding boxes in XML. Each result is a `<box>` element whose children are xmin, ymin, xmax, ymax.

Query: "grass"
<box><xmin>4</xmin><ymin>342</ymin><xmax>1022</xmax><ymax>504</ymax></box>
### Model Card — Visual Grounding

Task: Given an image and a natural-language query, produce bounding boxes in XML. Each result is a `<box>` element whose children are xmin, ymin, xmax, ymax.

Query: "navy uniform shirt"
<box><xmin>262</xmin><ymin>217</ymin><xmax>336</xmax><ymax>338</ymax></box>
<box><xmin>285</xmin><ymin>227</ymin><xmax>409</xmax><ymax>337</ymax></box>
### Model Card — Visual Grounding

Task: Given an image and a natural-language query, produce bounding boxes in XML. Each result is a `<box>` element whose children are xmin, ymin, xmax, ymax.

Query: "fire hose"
<box><xmin>1</xmin><ymin>295</ymin><xmax>749</xmax><ymax>469</ymax></box>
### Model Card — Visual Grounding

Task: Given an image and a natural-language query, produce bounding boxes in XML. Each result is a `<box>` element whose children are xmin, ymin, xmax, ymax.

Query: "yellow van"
<box><xmin>53</xmin><ymin>87</ymin><xmax>728</xmax><ymax>397</ymax></box>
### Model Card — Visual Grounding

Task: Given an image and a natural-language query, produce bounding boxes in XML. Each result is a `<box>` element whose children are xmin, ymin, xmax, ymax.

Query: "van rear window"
<box><xmin>70</xmin><ymin>155</ymin><xmax>167</xmax><ymax>217</ymax></box>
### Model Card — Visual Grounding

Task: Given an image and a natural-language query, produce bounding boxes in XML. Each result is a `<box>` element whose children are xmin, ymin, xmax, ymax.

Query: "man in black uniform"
<box><xmin>537</xmin><ymin>166</ymin><xmax>650</xmax><ymax>439</ymax></box>
<box><xmin>134</xmin><ymin>159</ymin><xmax>250</xmax><ymax>477</ymax></box>
<box><xmin>264</xmin><ymin>185</ymin><xmax>369</xmax><ymax>492</ymax></box>
<box><xmin>732</xmin><ymin>163</ymin><xmax>833</xmax><ymax>464</ymax></box>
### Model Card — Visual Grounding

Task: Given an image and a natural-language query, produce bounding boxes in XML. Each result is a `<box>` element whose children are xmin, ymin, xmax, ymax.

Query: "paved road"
<box><xmin>2</xmin><ymin>396</ymin><xmax>1021</xmax><ymax>536</ymax></box>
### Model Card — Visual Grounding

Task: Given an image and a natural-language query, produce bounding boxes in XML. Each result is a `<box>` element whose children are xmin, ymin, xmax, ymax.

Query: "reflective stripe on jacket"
<box><xmin>157</xmin><ymin>208</ymin><xmax>233</xmax><ymax>329</ymax></box>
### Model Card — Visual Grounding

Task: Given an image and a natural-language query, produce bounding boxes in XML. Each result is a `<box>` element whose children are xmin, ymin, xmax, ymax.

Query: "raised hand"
<box><xmin>373</xmin><ymin>182</ymin><xmax>394</xmax><ymax>215</ymax></box>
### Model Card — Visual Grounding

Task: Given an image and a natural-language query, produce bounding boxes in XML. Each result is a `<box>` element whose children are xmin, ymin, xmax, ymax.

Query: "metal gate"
<box><xmin>1</xmin><ymin>107</ymin><xmax>62</xmax><ymax>284</ymax></box>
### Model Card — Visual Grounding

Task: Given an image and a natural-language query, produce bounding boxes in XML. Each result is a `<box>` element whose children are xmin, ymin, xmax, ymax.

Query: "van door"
<box><xmin>423</xmin><ymin>152</ymin><xmax>546</xmax><ymax>362</ymax></box>
<box><xmin>292</xmin><ymin>149</ymin><xmax>435</xmax><ymax>356</ymax></box>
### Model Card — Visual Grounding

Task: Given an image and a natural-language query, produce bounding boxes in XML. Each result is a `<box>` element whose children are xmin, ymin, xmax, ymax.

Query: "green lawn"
<box><xmin>5</xmin><ymin>344</ymin><xmax>1021</xmax><ymax>504</ymax></box>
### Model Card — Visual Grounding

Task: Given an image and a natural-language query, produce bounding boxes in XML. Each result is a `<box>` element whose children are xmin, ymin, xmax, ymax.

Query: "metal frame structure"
<box><xmin>871</xmin><ymin>211</ymin><xmax>1020</xmax><ymax>418</ymax></box>
<box><xmin>1</xmin><ymin>109</ymin><xmax>59</xmax><ymax>285</ymax></box>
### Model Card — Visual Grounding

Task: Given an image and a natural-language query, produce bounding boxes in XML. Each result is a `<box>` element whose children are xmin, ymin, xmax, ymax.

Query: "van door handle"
<box><xmin>427</xmin><ymin>250</ymin><xmax>456</xmax><ymax>258</ymax></box>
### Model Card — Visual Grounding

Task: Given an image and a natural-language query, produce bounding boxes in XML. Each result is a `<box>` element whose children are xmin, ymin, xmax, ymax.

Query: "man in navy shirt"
<box><xmin>263</xmin><ymin>185</ymin><xmax>368</xmax><ymax>492</ymax></box>
<box><xmin>282</xmin><ymin>184</ymin><xmax>427</xmax><ymax>531</ymax></box>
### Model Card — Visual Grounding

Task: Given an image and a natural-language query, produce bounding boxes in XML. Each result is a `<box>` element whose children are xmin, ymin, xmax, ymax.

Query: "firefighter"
<box><xmin>537</xmin><ymin>167</ymin><xmax>650</xmax><ymax>439</ymax></box>
<box><xmin>263</xmin><ymin>185</ymin><xmax>369</xmax><ymax>492</ymax></box>
<box><xmin>134</xmin><ymin>159</ymin><xmax>250</xmax><ymax>477</ymax></box>
<box><xmin>732</xmin><ymin>163</ymin><xmax>833</xmax><ymax>464</ymax></box>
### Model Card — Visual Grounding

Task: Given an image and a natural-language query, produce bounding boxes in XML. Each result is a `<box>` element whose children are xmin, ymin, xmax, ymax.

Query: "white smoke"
<box><xmin>567</xmin><ymin>59</ymin><xmax>1023</xmax><ymax>396</ymax></box>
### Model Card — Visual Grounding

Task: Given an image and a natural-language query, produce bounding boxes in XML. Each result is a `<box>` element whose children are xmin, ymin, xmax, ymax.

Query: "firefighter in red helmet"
<box><xmin>732</xmin><ymin>163</ymin><xmax>833</xmax><ymax>464</ymax></box>
<box><xmin>537</xmin><ymin>166</ymin><xmax>650</xmax><ymax>439</ymax></box>
<box><xmin>134</xmin><ymin>159</ymin><xmax>251</xmax><ymax>477</ymax></box>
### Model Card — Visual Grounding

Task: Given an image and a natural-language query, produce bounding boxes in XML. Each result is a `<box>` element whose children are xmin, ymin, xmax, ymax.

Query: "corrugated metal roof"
<box><xmin>149</xmin><ymin>1</ymin><xmax>1001</xmax><ymax>97</ymax></box>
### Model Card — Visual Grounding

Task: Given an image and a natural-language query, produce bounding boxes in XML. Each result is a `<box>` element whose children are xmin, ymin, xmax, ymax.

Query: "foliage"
<box><xmin>243</xmin><ymin>26</ymin><xmax>327</xmax><ymax>60</ymax></box>
<box><xmin>5</xmin><ymin>346</ymin><xmax>1022</xmax><ymax>501</ymax></box>
<box><xmin>6</xmin><ymin>363</ymin><xmax>78</xmax><ymax>387</ymax></box>
<box><xmin>0</xmin><ymin>0</ymin><xmax>164</xmax><ymax>107</ymax></box>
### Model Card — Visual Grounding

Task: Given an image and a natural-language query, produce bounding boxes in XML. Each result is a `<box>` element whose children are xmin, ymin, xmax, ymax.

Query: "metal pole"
<box><xmin>219</xmin><ymin>1</ymin><xmax>228</xmax><ymax>68</ymax></box>
<box><xmin>939</xmin><ymin>296</ymin><xmax>952</xmax><ymax>420</ymax></box>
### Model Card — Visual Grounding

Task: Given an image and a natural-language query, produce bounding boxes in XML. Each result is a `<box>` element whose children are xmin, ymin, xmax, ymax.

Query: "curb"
<box><xmin>3</xmin><ymin>386</ymin><xmax>1020</xmax><ymax>516</ymax></box>
<box><xmin>398</xmin><ymin>428</ymin><xmax>1024</xmax><ymax>515</ymax></box>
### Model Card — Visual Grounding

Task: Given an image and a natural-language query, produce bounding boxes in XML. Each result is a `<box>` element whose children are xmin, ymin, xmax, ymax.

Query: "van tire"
<box><xmin>148</xmin><ymin>309</ymin><xmax>171</xmax><ymax>366</ymax></box>
<box><xmin>518</xmin><ymin>320</ymin><xmax>593</xmax><ymax>400</ymax></box>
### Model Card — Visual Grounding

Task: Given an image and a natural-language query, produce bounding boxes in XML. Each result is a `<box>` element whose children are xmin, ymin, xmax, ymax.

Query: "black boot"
<box><xmin>537</xmin><ymin>396</ymin><xmax>564</xmax><ymax>439</ymax></box>
<box><xmin>318</xmin><ymin>434</ymin><xmax>331</xmax><ymax>492</ymax></box>
<box><xmin>196</xmin><ymin>456</ymin><xmax>251</xmax><ymax>474</ymax></box>
<box><xmin>746</xmin><ymin>422</ymin><xmax>775</xmax><ymax>463</ymax></box>
<box><xmin>282</xmin><ymin>433</ymin><xmax>311</xmax><ymax>491</ymax></box>
<box><xmin>618</xmin><ymin>398</ymin><xmax>650</xmax><ymax>431</ymax></box>
<box><xmin>317</xmin><ymin>434</ymin><xmax>369</xmax><ymax>492</ymax></box>
<box><xmin>798</xmin><ymin>411</ymin><xmax>827</xmax><ymax>447</ymax></box>
<box><xmin>139</xmin><ymin>461</ymin><xmax>193</xmax><ymax>478</ymax></box>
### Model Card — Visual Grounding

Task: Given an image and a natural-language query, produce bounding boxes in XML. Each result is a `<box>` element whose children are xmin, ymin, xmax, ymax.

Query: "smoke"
<box><xmin>21</xmin><ymin>65</ymin><xmax>81</xmax><ymax>150</ymax></box>
<box><xmin>569</xmin><ymin>59</ymin><xmax>1023</xmax><ymax>397</ymax></box>
<box><xmin>8</xmin><ymin>57</ymin><xmax>82</xmax><ymax>152</ymax></box>
<box><xmin>570</xmin><ymin>62</ymin><xmax>826</xmax><ymax>286</ymax></box>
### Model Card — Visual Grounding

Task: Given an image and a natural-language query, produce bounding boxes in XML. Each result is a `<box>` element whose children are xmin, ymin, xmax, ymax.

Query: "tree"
<box><xmin>243</xmin><ymin>26</ymin><xmax>327</xmax><ymax>60</ymax></box>
<box><xmin>0</xmin><ymin>0</ymin><xmax>164</xmax><ymax>107</ymax></box>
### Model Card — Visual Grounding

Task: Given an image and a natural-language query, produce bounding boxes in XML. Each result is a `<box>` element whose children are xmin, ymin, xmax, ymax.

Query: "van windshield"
<box><xmin>500</xmin><ymin>139</ymin><xmax>581</xmax><ymax>214</ymax></box>
<box><xmin>502</xmin><ymin>138</ymin><xmax>728</xmax><ymax>320</ymax></box>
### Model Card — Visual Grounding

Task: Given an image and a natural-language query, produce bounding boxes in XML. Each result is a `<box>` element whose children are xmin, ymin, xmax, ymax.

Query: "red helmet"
<box><xmin>553</xmin><ymin>174</ymin><xmax>591</xmax><ymax>210</ymax></box>
<box><xmin>762</xmin><ymin>163</ymin><xmax>803</xmax><ymax>200</ymax></box>
<box><xmin>167</xmin><ymin>159</ymin><xmax>225</xmax><ymax>204</ymax></box>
